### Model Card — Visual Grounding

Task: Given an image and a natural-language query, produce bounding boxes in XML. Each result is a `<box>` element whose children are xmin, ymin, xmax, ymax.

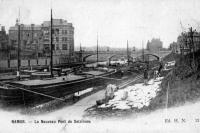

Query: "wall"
<box><xmin>0</xmin><ymin>60</ymin><xmax>8</xmax><ymax>68</ymax></box>
<box><xmin>0</xmin><ymin>57</ymin><xmax>68</xmax><ymax>69</ymax></box>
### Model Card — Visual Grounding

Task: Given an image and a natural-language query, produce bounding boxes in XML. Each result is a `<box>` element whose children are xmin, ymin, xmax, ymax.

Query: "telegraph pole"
<box><xmin>142</xmin><ymin>40</ymin><xmax>144</xmax><ymax>62</ymax></box>
<box><xmin>17</xmin><ymin>19</ymin><xmax>21</xmax><ymax>80</ymax></box>
<box><xmin>190</xmin><ymin>27</ymin><xmax>196</xmax><ymax>70</ymax></box>
<box><xmin>50</xmin><ymin>9</ymin><xmax>53</xmax><ymax>77</ymax></box>
<box><xmin>80</xmin><ymin>43</ymin><xmax>82</xmax><ymax>62</ymax></box>
<box><xmin>97</xmin><ymin>33</ymin><xmax>99</xmax><ymax>63</ymax></box>
<box><xmin>127</xmin><ymin>40</ymin><xmax>129</xmax><ymax>65</ymax></box>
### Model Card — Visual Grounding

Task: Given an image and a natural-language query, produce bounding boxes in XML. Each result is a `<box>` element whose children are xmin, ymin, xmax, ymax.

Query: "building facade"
<box><xmin>9</xmin><ymin>23</ymin><xmax>42</xmax><ymax>59</ymax></box>
<box><xmin>41</xmin><ymin>19</ymin><xmax>74</xmax><ymax>57</ymax></box>
<box><xmin>0</xmin><ymin>26</ymin><xmax>9</xmax><ymax>60</ymax></box>
<box><xmin>177</xmin><ymin>29</ymin><xmax>200</xmax><ymax>55</ymax></box>
<box><xmin>146</xmin><ymin>38</ymin><xmax>163</xmax><ymax>52</ymax></box>
<box><xmin>0</xmin><ymin>26</ymin><xmax>8</xmax><ymax>50</ymax></box>
<box><xmin>8</xmin><ymin>19</ymin><xmax>74</xmax><ymax>60</ymax></box>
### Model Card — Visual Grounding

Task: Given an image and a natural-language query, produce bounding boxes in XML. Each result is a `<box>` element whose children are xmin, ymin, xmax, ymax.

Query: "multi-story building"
<box><xmin>146</xmin><ymin>38</ymin><xmax>163</xmax><ymax>52</ymax></box>
<box><xmin>177</xmin><ymin>29</ymin><xmax>200</xmax><ymax>55</ymax></box>
<box><xmin>41</xmin><ymin>19</ymin><xmax>74</xmax><ymax>57</ymax></box>
<box><xmin>8</xmin><ymin>19</ymin><xmax>74</xmax><ymax>60</ymax></box>
<box><xmin>9</xmin><ymin>22</ymin><xmax>42</xmax><ymax>59</ymax></box>
<box><xmin>0</xmin><ymin>26</ymin><xmax>9</xmax><ymax>60</ymax></box>
<box><xmin>0</xmin><ymin>26</ymin><xmax>8</xmax><ymax>50</ymax></box>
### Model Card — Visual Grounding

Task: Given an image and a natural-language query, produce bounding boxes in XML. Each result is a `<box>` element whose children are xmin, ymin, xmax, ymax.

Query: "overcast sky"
<box><xmin>0</xmin><ymin>0</ymin><xmax>200</xmax><ymax>49</ymax></box>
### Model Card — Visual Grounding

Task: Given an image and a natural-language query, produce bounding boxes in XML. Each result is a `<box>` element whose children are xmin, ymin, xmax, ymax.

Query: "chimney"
<box><xmin>15</xmin><ymin>19</ymin><xmax>19</xmax><ymax>26</ymax></box>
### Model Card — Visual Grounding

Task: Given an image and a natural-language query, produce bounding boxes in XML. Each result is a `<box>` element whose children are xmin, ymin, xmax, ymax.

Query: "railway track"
<box><xmin>118</xmin><ymin>74</ymin><xmax>143</xmax><ymax>89</ymax></box>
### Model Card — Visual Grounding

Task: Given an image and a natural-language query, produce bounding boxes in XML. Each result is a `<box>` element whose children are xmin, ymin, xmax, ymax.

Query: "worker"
<box><xmin>158</xmin><ymin>62</ymin><xmax>163</xmax><ymax>77</ymax></box>
<box><xmin>144</xmin><ymin>69</ymin><xmax>148</xmax><ymax>85</ymax></box>
<box><xmin>154</xmin><ymin>70</ymin><xmax>158</xmax><ymax>79</ymax></box>
<box><xmin>118</xmin><ymin>68</ymin><xmax>124</xmax><ymax>77</ymax></box>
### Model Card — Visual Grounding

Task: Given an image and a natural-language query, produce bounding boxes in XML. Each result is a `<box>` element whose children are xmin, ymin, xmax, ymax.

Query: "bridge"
<box><xmin>75</xmin><ymin>50</ymin><xmax>171</xmax><ymax>63</ymax></box>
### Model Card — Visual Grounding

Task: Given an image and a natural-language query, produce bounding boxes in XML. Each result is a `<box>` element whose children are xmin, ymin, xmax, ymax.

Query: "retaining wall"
<box><xmin>0</xmin><ymin>58</ymin><xmax>69</xmax><ymax>69</ymax></box>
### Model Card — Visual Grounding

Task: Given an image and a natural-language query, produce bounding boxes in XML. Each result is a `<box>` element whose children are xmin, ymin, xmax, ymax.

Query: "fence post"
<box><xmin>8</xmin><ymin>59</ymin><xmax>10</xmax><ymax>68</ymax></box>
<box><xmin>28</xmin><ymin>60</ymin><xmax>30</xmax><ymax>67</ymax></box>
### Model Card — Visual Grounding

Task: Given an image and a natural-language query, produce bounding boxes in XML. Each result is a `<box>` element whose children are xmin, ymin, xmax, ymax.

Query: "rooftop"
<box><xmin>9</xmin><ymin>19</ymin><xmax>73</xmax><ymax>31</ymax></box>
<box><xmin>9</xmin><ymin>24</ymin><xmax>41</xmax><ymax>31</ymax></box>
<box><xmin>42</xmin><ymin>19</ymin><xmax>73</xmax><ymax>27</ymax></box>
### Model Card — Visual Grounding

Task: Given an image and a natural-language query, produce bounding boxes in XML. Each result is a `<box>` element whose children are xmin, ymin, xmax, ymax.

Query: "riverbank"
<box><xmin>83</xmin><ymin>76</ymin><xmax>163</xmax><ymax>118</ymax></box>
<box><xmin>83</xmin><ymin>52</ymin><xmax>197</xmax><ymax>119</ymax></box>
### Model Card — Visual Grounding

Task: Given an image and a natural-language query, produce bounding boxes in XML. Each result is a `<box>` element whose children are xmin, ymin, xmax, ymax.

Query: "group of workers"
<box><xmin>143</xmin><ymin>61</ymin><xmax>163</xmax><ymax>85</ymax></box>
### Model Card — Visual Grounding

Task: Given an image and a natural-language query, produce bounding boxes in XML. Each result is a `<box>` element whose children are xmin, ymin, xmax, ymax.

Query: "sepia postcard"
<box><xmin>0</xmin><ymin>0</ymin><xmax>200</xmax><ymax>132</ymax></box>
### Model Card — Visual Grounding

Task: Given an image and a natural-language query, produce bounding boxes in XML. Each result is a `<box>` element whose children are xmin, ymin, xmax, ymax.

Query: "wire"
<box><xmin>95</xmin><ymin>76</ymin><xmax>122</xmax><ymax>81</ymax></box>
<box><xmin>119</xmin><ymin>75</ymin><xmax>143</xmax><ymax>88</ymax></box>
<box><xmin>5</xmin><ymin>84</ymin><xmax>65</xmax><ymax>101</ymax></box>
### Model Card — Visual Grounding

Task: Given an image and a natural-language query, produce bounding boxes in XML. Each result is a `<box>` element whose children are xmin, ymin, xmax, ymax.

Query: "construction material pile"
<box><xmin>98</xmin><ymin>77</ymin><xmax>163</xmax><ymax>110</ymax></box>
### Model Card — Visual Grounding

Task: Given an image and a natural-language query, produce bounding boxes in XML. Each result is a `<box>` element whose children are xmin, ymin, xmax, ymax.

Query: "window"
<box><xmin>62</xmin><ymin>37</ymin><xmax>68</xmax><ymax>42</ymax></box>
<box><xmin>69</xmin><ymin>30</ymin><xmax>73</xmax><ymax>34</ymax></box>
<box><xmin>11</xmin><ymin>40</ymin><xmax>16</xmax><ymax>45</ymax></box>
<box><xmin>56</xmin><ymin>44</ymin><xmax>59</xmax><ymax>50</ymax></box>
<box><xmin>52</xmin><ymin>44</ymin><xmax>55</xmax><ymax>50</ymax></box>
<box><xmin>44</xmin><ymin>44</ymin><xmax>50</xmax><ymax>50</ymax></box>
<box><xmin>34</xmin><ymin>33</ymin><xmax>37</xmax><ymax>37</ymax></box>
<box><xmin>62</xmin><ymin>30</ymin><xmax>68</xmax><ymax>34</ymax></box>
<box><xmin>56</xmin><ymin>37</ymin><xmax>59</xmax><ymax>42</ymax></box>
<box><xmin>62</xmin><ymin>44</ymin><xmax>68</xmax><ymax>50</ymax></box>
<box><xmin>44</xmin><ymin>30</ymin><xmax>49</xmax><ymax>35</ymax></box>
<box><xmin>56</xmin><ymin>29</ymin><xmax>59</xmax><ymax>34</ymax></box>
<box><xmin>23</xmin><ymin>40</ymin><xmax>27</xmax><ymax>46</ymax></box>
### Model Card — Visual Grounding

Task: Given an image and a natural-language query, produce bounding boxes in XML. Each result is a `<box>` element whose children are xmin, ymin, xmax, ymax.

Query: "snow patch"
<box><xmin>98</xmin><ymin>77</ymin><xmax>163</xmax><ymax>110</ymax></box>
